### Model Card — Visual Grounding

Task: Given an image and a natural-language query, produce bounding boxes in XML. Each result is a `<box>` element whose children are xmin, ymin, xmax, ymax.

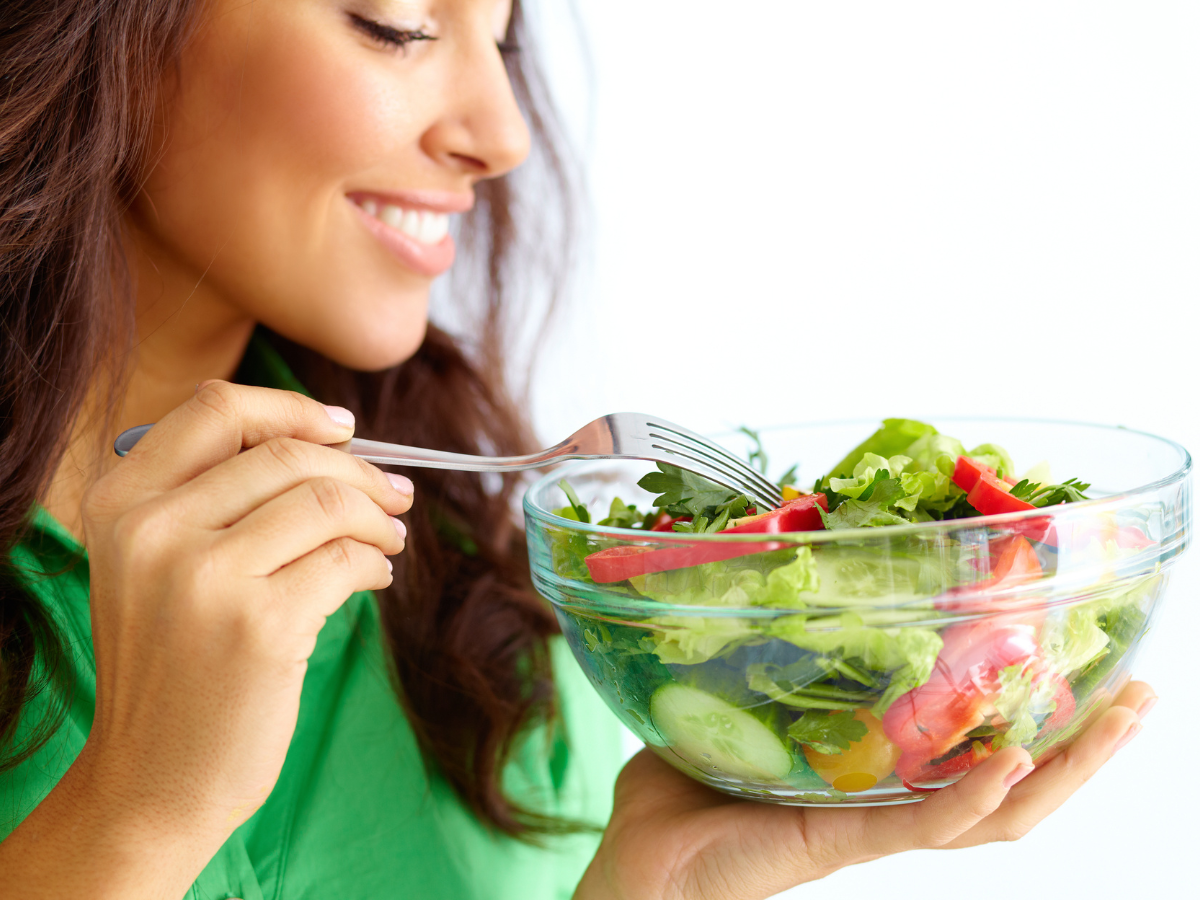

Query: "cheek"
<box><xmin>139</xmin><ymin>2</ymin><xmax>438</xmax><ymax>369</ymax></box>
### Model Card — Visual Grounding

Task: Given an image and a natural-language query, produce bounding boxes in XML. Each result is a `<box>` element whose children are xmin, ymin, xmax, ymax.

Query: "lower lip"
<box><xmin>350</xmin><ymin>201</ymin><xmax>456</xmax><ymax>278</ymax></box>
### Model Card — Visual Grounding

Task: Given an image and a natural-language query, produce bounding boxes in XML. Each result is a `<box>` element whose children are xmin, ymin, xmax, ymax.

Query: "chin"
<box><xmin>263</xmin><ymin>286</ymin><xmax>432</xmax><ymax>373</ymax></box>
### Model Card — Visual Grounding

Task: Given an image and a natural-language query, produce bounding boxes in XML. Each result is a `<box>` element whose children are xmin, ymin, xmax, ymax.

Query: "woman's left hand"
<box><xmin>576</xmin><ymin>679</ymin><xmax>1153</xmax><ymax>900</ymax></box>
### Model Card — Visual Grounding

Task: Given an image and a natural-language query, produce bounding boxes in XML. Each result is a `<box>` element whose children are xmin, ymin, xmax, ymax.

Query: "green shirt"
<box><xmin>0</xmin><ymin>337</ymin><xmax>624</xmax><ymax>899</ymax></box>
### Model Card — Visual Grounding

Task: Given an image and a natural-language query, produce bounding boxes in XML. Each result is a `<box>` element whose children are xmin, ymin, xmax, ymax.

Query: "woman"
<box><xmin>0</xmin><ymin>1</ymin><xmax>1153</xmax><ymax>897</ymax></box>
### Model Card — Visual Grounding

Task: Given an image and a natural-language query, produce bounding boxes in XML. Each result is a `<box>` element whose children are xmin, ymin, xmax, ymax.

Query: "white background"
<box><xmin>520</xmin><ymin>2</ymin><xmax>1199</xmax><ymax>897</ymax></box>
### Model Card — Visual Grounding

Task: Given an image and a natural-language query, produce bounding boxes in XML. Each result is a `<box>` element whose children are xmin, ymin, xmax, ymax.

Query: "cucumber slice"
<box><xmin>650</xmin><ymin>683</ymin><xmax>792</xmax><ymax>781</ymax></box>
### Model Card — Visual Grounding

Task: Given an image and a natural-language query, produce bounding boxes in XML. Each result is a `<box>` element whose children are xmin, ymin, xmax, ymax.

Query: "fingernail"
<box><xmin>386</xmin><ymin>472</ymin><xmax>414</xmax><ymax>495</ymax></box>
<box><xmin>323</xmin><ymin>405</ymin><xmax>355</xmax><ymax>428</ymax></box>
<box><xmin>1136</xmin><ymin>696</ymin><xmax>1158</xmax><ymax>720</ymax></box>
<box><xmin>393</xmin><ymin>517</ymin><xmax>407</xmax><ymax>540</ymax></box>
<box><xmin>386</xmin><ymin>557</ymin><xmax>393</xmax><ymax>574</ymax></box>
<box><xmin>1003</xmin><ymin>764</ymin><xmax>1034</xmax><ymax>789</ymax></box>
<box><xmin>1112</xmin><ymin>722</ymin><xmax>1142</xmax><ymax>756</ymax></box>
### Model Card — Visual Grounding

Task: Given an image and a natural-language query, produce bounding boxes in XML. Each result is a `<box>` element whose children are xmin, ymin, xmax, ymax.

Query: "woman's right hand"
<box><xmin>0</xmin><ymin>381</ymin><xmax>412</xmax><ymax>898</ymax></box>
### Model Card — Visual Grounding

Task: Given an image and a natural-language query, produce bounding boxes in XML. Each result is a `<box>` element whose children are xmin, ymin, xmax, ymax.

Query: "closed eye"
<box><xmin>348</xmin><ymin>13</ymin><xmax>437</xmax><ymax>52</ymax></box>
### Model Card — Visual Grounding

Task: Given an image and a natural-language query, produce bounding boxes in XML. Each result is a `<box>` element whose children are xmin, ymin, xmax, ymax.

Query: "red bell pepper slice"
<box><xmin>1035</xmin><ymin>672</ymin><xmax>1076</xmax><ymax>735</ymax></box>
<box><xmin>886</xmin><ymin>537</ymin><xmax>1044</xmax><ymax>761</ymax></box>
<box><xmin>584</xmin><ymin>494</ymin><xmax>828</xmax><ymax>584</ymax></box>
<box><xmin>952</xmin><ymin>456</ymin><xmax>999</xmax><ymax>494</ymax></box>
<box><xmin>649</xmin><ymin>512</ymin><xmax>687</xmax><ymax>532</ymax></box>
<box><xmin>897</xmin><ymin>740</ymin><xmax>994</xmax><ymax>791</ymax></box>
<box><xmin>937</xmin><ymin>535</ymin><xmax>1044</xmax><ymax>616</ymax></box>
<box><xmin>954</xmin><ymin>455</ymin><xmax>1057</xmax><ymax>543</ymax></box>
<box><xmin>967</xmin><ymin>473</ymin><xmax>1037</xmax><ymax>516</ymax></box>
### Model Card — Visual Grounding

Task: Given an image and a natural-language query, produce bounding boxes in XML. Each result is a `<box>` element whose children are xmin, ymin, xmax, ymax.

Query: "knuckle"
<box><xmin>322</xmin><ymin>536</ymin><xmax>361</xmax><ymax>571</ymax></box>
<box><xmin>192</xmin><ymin>380</ymin><xmax>241</xmax><ymax>420</ymax></box>
<box><xmin>280</xmin><ymin>389</ymin><xmax>312</xmax><ymax>423</ymax></box>
<box><xmin>964</xmin><ymin>792</ymin><xmax>1003</xmax><ymax>825</ymax></box>
<box><xmin>354</xmin><ymin>456</ymin><xmax>387</xmax><ymax>489</ymax></box>
<box><xmin>261</xmin><ymin>436</ymin><xmax>315</xmax><ymax>474</ymax></box>
<box><xmin>112</xmin><ymin>502</ymin><xmax>175</xmax><ymax>552</ymax></box>
<box><xmin>307</xmin><ymin>477</ymin><xmax>352</xmax><ymax>523</ymax></box>
<box><xmin>999</xmin><ymin>821</ymin><xmax>1033</xmax><ymax>843</ymax></box>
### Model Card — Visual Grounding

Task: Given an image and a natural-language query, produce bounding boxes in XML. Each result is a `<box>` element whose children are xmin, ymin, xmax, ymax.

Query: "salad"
<box><xmin>547</xmin><ymin>419</ymin><xmax>1160</xmax><ymax>799</ymax></box>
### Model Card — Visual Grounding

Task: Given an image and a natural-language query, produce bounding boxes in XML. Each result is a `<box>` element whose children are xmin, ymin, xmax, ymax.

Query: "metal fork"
<box><xmin>114</xmin><ymin>413</ymin><xmax>784</xmax><ymax>510</ymax></box>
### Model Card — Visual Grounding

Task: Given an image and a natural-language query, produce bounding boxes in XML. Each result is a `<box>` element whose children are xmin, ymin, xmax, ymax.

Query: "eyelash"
<box><xmin>349</xmin><ymin>13</ymin><xmax>436</xmax><ymax>51</ymax></box>
<box><xmin>350</xmin><ymin>13</ymin><xmax>519</xmax><ymax>57</ymax></box>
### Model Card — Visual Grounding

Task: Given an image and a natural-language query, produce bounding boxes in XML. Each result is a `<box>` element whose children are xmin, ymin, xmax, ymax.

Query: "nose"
<box><xmin>421</xmin><ymin>38</ymin><xmax>532</xmax><ymax>181</ymax></box>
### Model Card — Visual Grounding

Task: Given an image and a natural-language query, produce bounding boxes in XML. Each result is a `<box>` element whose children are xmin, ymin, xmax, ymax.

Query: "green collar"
<box><xmin>235</xmin><ymin>330</ymin><xmax>311</xmax><ymax>398</ymax></box>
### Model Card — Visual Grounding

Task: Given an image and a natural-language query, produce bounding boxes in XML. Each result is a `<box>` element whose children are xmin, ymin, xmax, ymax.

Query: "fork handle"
<box><xmin>114</xmin><ymin>425</ymin><xmax>597</xmax><ymax>472</ymax></box>
<box><xmin>331</xmin><ymin>437</ymin><xmax>588</xmax><ymax>472</ymax></box>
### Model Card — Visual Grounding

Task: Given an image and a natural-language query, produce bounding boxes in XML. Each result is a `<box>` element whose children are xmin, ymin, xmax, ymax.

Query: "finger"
<box><xmin>1110</xmin><ymin>678</ymin><xmax>1157</xmax><ymax>717</ymax></box>
<box><xmin>941</xmin><ymin>680</ymin><xmax>1153</xmax><ymax>849</ymax></box>
<box><xmin>268</xmin><ymin>536</ymin><xmax>393</xmax><ymax>622</ymax></box>
<box><xmin>171</xmin><ymin>437</ymin><xmax>413</xmax><ymax>529</ymax></box>
<box><xmin>818</xmin><ymin>746</ymin><xmax>1034</xmax><ymax>863</ymax></box>
<box><xmin>216</xmin><ymin>477</ymin><xmax>406</xmax><ymax>575</ymax></box>
<box><xmin>117</xmin><ymin>381</ymin><xmax>357</xmax><ymax>497</ymax></box>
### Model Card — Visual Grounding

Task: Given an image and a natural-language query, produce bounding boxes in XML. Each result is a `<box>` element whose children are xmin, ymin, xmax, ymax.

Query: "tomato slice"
<box><xmin>584</xmin><ymin>494</ymin><xmax>828</xmax><ymax>584</ymax></box>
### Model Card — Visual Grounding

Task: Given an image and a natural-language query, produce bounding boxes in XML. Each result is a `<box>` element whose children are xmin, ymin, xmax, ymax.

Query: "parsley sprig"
<box><xmin>636</xmin><ymin>463</ymin><xmax>750</xmax><ymax>533</ymax></box>
<box><xmin>1008</xmin><ymin>477</ymin><xmax>1091</xmax><ymax>507</ymax></box>
<box><xmin>787</xmin><ymin>709</ymin><xmax>869</xmax><ymax>755</ymax></box>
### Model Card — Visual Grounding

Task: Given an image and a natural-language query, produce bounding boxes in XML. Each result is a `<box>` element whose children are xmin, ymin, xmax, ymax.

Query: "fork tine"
<box><xmin>647</xmin><ymin>443</ymin><xmax>778</xmax><ymax>508</ymax></box>
<box><xmin>645</xmin><ymin>431</ymin><xmax>783</xmax><ymax>507</ymax></box>
<box><xmin>652</xmin><ymin>436</ymin><xmax>783</xmax><ymax>508</ymax></box>
<box><xmin>644</xmin><ymin>420</ymin><xmax>780</xmax><ymax>493</ymax></box>
<box><xmin>652</xmin><ymin>443</ymin><xmax>782</xmax><ymax>510</ymax></box>
<box><xmin>646</xmin><ymin>421</ymin><xmax>784</xmax><ymax>505</ymax></box>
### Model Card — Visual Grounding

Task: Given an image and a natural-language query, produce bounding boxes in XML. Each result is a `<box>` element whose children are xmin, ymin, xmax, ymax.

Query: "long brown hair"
<box><xmin>0</xmin><ymin>0</ymin><xmax>579</xmax><ymax>837</ymax></box>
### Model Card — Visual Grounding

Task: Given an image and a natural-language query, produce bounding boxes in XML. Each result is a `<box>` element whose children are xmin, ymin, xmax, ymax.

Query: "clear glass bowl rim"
<box><xmin>522</xmin><ymin>415</ymin><xmax>1193</xmax><ymax>545</ymax></box>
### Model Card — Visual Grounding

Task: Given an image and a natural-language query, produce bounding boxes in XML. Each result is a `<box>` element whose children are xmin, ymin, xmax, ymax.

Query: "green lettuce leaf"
<box><xmin>992</xmin><ymin>663</ymin><xmax>1059</xmax><ymax>750</ymax></box>
<box><xmin>823</xmin><ymin>418</ymin><xmax>939</xmax><ymax>480</ymax></box>
<box><xmin>1040</xmin><ymin>607</ymin><xmax>1111</xmax><ymax>679</ymax></box>
<box><xmin>633</xmin><ymin>549</ymin><xmax>819</xmax><ymax>609</ymax></box>
<box><xmin>964</xmin><ymin>443</ymin><xmax>1016</xmax><ymax>481</ymax></box>
<box><xmin>648</xmin><ymin>615</ymin><xmax>760</xmax><ymax>664</ymax></box>
<box><xmin>903</xmin><ymin>432</ymin><xmax>966</xmax><ymax>477</ymax></box>
<box><xmin>770</xmin><ymin>612</ymin><xmax>943</xmax><ymax>716</ymax></box>
<box><xmin>821</xmin><ymin>478</ymin><xmax>911</xmax><ymax>529</ymax></box>
<box><xmin>747</xmin><ymin>661</ymin><xmax>876</xmax><ymax>710</ymax></box>
<box><xmin>597</xmin><ymin>496</ymin><xmax>642</xmax><ymax>529</ymax></box>
<box><xmin>787</xmin><ymin>710</ymin><xmax>870</xmax><ymax>754</ymax></box>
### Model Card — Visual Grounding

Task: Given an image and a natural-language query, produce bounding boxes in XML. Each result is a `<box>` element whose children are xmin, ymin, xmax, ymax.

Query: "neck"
<box><xmin>42</xmin><ymin>222</ymin><xmax>257</xmax><ymax>541</ymax></box>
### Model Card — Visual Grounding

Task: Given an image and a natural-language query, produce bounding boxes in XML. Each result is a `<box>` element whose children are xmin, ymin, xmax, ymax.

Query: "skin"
<box><xmin>0</xmin><ymin>0</ymin><xmax>1156</xmax><ymax>897</ymax></box>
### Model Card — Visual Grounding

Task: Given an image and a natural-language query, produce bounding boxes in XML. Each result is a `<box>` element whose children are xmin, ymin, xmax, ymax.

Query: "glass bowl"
<box><xmin>523</xmin><ymin>419</ymin><xmax>1191</xmax><ymax>805</ymax></box>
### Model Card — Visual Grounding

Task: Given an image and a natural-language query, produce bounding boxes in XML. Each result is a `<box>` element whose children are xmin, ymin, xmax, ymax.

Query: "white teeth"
<box><xmin>417</xmin><ymin>210</ymin><xmax>447</xmax><ymax>243</ymax></box>
<box><xmin>361</xmin><ymin>198</ymin><xmax>450</xmax><ymax>245</ymax></box>
<box><xmin>380</xmin><ymin>204</ymin><xmax>403</xmax><ymax>228</ymax></box>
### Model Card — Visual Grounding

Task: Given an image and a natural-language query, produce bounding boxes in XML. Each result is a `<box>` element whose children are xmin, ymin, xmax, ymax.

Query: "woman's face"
<box><xmin>133</xmin><ymin>0</ymin><xmax>528</xmax><ymax>370</ymax></box>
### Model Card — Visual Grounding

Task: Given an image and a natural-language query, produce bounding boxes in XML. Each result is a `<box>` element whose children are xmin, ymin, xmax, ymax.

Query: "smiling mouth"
<box><xmin>353</xmin><ymin>196</ymin><xmax>450</xmax><ymax>245</ymax></box>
